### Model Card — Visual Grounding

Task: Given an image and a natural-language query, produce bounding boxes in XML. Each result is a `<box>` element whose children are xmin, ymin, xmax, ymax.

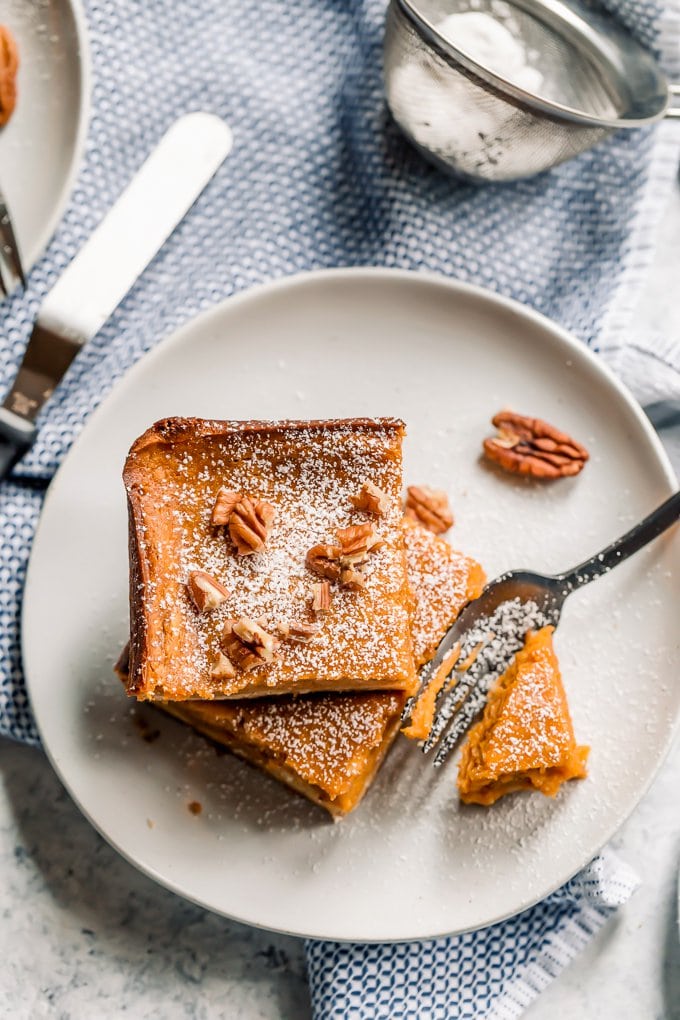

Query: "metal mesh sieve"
<box><xmin>384</xmin><ymin>0</ymin><xmax>678</xmax><ymax>182</ymax></box>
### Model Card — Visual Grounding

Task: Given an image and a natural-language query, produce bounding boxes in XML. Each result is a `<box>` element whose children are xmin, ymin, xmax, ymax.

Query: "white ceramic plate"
<box><xmin>0</xmin><ymin>0</ymin><xmax>90</xmax><ymax>276</ymax></box>
<box><xmin>23</xmin><ymin>270</ymin><xmax>680</xmax><ymax>942</ymax></box>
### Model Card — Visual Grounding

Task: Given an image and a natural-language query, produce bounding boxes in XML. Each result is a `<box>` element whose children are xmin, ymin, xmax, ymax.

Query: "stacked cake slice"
<box><xmin>120</xmin><ymin>416</ymin><xmax>485</xmax><ymax>815</ymax></box>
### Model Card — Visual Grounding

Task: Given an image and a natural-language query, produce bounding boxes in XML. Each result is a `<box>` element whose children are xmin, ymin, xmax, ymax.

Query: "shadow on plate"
<box><xmin>77</xmin><ymin>666</ymin><xmax>330</xmax><ymax>834</ymax></box>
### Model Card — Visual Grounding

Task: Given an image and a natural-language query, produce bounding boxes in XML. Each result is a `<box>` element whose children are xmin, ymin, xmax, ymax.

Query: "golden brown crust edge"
<box><xmin>126</xmin><ymin>491</ymin><xmax>146</xmax><ymax>696</ymax></box>
<box><xmin>125</xmin><ymin>415</ymin><xmax>406</xmax><ymax>464</ymax></box>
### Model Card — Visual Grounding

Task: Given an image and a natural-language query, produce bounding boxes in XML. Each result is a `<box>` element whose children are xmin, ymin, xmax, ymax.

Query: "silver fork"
<box><xmin>0</xmin><ymin>185</ymin><xmax>26</xmax><ymax>296</ymax></box>
<box><xmin>404</xmin><ymin>489</ymin><xmax>680</xmax><ymax>765</ymax></box>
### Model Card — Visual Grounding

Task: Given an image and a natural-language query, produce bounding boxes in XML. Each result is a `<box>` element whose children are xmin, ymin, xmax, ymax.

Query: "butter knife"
<box><xmin>0</xmin><ymin>112</ymin><xmax>233</xmax><ymax>479</ymax></box>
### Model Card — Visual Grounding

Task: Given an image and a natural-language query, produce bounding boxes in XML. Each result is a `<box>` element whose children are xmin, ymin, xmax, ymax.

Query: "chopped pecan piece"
<box><xmin>306</xmin><ymin>544</ymin><xmax>343</xmax><ymax>581</ymax></box>
<box><xmin>336</xmin><ymin>523</ymin><xmax>383</xmax><ymax>564</ymax></box>
<box><xmin>339</xmin><ymin>568</ymin><xmax>366</xmax><ymax>591</ymax></box>
<box><xmin>483</xmin><ymin>411</ymin><xmax>589</xmax><ymax>479</ymax></box>
<box><xmin>211</xmin><ymin>488</ymin><xmax>242</xmax><ymax>526</ymax></box>
<box><xmin>229</xmin><ymin>496</ymin><xmax>276</xmax><ymax>554</ymax></box>
<box><xmin>0</xmin><ymin>27</ymin><xmax>19</xmax><ymax>127</ymax></box>
<box><xmin>232</xmin><ymin>617</ymin><xmax>279</xmax><ymax>660</ymax></box>
<box><xmin>187</xmin><ymin>570</ymin><xmax>230</xmax><ymax>612</ymax></box>
<box><xmin>306</xmin><ymin>524</ymin><xmax>382</xmax><ymax>591</ymax></box>
<box><xmin>404</xmin><ymin>486</ymin><xmax>453</xmax><ymax>534</ymax></box>
<box><xmin>277</xmin><ymin>621</ymin><xmax>321</xmax><ymax>643</ymax></box>
<box><xmin>210</xmin><ymin>651</ymin><xmax>236</xmax><ymax>680</ymax></box>
<box><xmin>311</xmin><ymin>581</ymin><xmax>331</xmax><ymax>613</ymax></box>
<box><xmin>222</xmin><ymin>632</ymin><xmax>263</xmax><ymax>672</ymax></box>
<box><xmin>349</xmin><ymin>481</ymin><xmax>390</xmax><ymax>516</ymax></box>
<box><xmin>222</xmin><ymin>616</ymin><xmax>280</xmax><ymax>671</ymax></box>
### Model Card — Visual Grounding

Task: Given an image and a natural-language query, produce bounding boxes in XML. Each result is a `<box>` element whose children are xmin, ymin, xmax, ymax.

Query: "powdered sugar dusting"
<box><xmin>184</xmin><ymin>692</ymin><xmax>403</xmax><ymax>802</ymax></box>
<box><xmin>477</xmin><ymin>629</ymin><xmax>579</xmax><ymax>773</ymax></box>
<box><xmin>404</xmin><ymin>521</ymin><xmax>485</xmax><ymax>666</ymax></box>
<box><xmin>456</xmin><ymin>597</ymin><xmax>550</xmax><ymax>692</ymax></box>
<box><xmin>158</xmin><ymin>522</ymin><xmax>484</xmax><ymax>803</ymax></box>
<box><xmin>125</xmin><ymin>419</ymin><xmax>416</xmax><ymax>699</ymax></box>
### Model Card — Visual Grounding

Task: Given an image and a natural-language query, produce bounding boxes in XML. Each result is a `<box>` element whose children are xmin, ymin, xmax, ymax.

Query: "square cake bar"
<box><xmin>124</xmin><ymin>417</ymin><xmax>417</xmax><ymax>701</ymax></box>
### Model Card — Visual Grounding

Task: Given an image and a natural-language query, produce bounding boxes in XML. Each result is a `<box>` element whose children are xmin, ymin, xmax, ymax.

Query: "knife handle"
<box><xmin>38</xmin><ymin>113</ymin><xmax>233</xmax><ymax>345</ymax></box>
<box><xmin>0</xmin><ymin>113</ymin><xmax>233</xmax><ymax>481</ymax></box>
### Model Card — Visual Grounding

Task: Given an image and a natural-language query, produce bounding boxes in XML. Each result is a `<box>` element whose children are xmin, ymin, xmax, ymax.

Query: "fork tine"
<box><xmin>422</xmin><ymin>669</ymin><xmax>478</xmax><ymax>753</ymax></box>
<box><xmin>432</xmin><ymin>688</ymin><xmax>490</xmax><ymax>767</ymax></box>
<box><xmin>423</xmin><ymin>628</ymin><xmax>524</xmax><ymax>764</ymax></box>
<box><xmin>407</xmin><ymin>590</ymin><xmax>555</xmax><ymax>766</ymax></box>
<box><xmin>401</xmin><ymin>639</ymin><xmax>460</xmax><ymax>729</ymax></box>
<box><xmin>0</xmin><ymin>189</ymin><xmax>26</xmax><ymax>289</ymax></box>
<box><xmin>421</xmin><ymin>633</ymin><xmax>495</xmax><ymax>753</ymax></box>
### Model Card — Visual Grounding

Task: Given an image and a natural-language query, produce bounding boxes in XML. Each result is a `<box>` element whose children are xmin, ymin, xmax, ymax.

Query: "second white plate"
<box><xmin>0</xmin><ymin>0</ymin><xmax>90</xmax><ymax>275</ymax></box>
<box><xmin>23</xmin><ymin>269</ymin><xmax>680</xmax><ymax>941</ymax></box>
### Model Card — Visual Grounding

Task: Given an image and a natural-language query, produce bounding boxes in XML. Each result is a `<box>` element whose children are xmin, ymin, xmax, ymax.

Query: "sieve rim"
<box><xmin>395</xmin><ymin>0</ymin><xmax>670</xmax><ymax>129</ymax></box>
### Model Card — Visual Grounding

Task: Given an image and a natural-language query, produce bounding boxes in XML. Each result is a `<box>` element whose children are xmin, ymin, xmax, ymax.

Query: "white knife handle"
<box><xmin>38</xmin><ymin>113</ymin><xmax>233</xmax><ymax>344</ymax></box>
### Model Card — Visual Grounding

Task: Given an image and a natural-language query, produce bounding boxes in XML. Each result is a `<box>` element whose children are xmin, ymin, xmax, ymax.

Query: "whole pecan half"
<box><xmin>0</xmin><ymin>27</ymin><xmax>18</xmax><ymax>127</ymax></box>
<box><xmin>210</xmin><ymin>488</ymin><xmax>276</xmax><ymax>553</ymax></box>
<box><xmin>483</xmin><ymin>411</ymin><xmax>589</xmax><ymax>479</ymax></box>
<box><xmin>404</xmin><ymin>486</ymin><xmax>454</xmax><ymax>534</ymax></box>
<box><xmin>228</xmin><ymin>496</ymin><xmax>276</xmax><ymax>554</ymax></box>
<box><xmin>211</xmin><ymin>487</ymin><xmax>242</xmax><ymax>526</ymax></box>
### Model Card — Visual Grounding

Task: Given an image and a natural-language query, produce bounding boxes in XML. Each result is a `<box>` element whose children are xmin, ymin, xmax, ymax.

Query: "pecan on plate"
<box><xmin>349</xmin><ymin>481</ymin><xmax>390</xmax><ymax>517</ymax></box>
<box><xmin>222</xmin><ymin>616</ymin><xmax>280</xmax><ymax>671</ymax></box>
<box><xmin>483</xmin><ymin>411</ymin><xmax>589</xmax><ymax>479</ymax></box>
<box><xmin>0</xmin><ymin>27</ymin><xmax>18</xmax><ymax>127</ymax></box>
<box><xmin>404</xmin><ymin>486</ymin><xmax>454</xmax><ymax>534</ymax></box>
<box><xmin>228</xmin><ymin>496</ymin><xmax>276</xmax><ymax>554</ymax></box>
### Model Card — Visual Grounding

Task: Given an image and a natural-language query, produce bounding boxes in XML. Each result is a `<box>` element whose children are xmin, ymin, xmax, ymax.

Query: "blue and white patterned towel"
<box><xmin>1</xmin><ymin>0</ymin><xmax>678</xmax><ymax>1015</ymax></box>
<box><xmin>305</xmin><ymin>848</ymin><xmax>640</xmax><ymax>1019</ymax></box>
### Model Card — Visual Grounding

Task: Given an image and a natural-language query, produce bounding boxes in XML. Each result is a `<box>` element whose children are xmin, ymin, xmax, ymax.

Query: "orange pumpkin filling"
<box><xmin>457</xmin><ymin>626</ymin><xmax>588</xmax><ymax>805</ymax></box>
<box><xmin>116</xmin><ymin>522</ymin><xmax>486</xmax><ymax>817</ymax></box>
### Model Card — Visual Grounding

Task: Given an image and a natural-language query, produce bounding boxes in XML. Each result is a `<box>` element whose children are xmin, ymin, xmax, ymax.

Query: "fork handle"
<box><xmin>558</xmin><ymin>490</ymin><xmax>680</xmax><ymax>591</ymax></box>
